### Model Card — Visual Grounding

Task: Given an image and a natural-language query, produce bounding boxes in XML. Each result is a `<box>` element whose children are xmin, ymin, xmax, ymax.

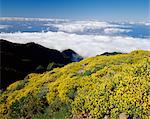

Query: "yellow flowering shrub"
<box><xmin>0</xmin><ymin>50</ymin><xmax>150</xmax><ymax>119</ymax></box>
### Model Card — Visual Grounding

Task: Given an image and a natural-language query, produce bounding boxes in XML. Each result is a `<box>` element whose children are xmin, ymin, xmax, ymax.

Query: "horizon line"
<box><xmin>0</xmin><ymin>16</ymin><xmax>150</xmax><ymax>23</ymax></box>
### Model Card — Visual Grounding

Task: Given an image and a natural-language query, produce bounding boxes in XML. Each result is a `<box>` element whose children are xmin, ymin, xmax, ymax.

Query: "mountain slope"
<box><xmin>0</xmin><ymin>50</ymin><xmax>150</xmax><ymax>119</ymax></box>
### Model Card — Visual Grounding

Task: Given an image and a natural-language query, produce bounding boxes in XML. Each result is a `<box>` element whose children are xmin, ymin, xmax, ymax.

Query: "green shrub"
<box><xmin>15</xmin><ymin>80</ymin><xmax>28</xmax><ymax>90</ymax></box>
<box><xmin>47</xmin><ymin>62</ymin><xmax>64</xmax><ymax>71</ymax></box>
<box><xmin>8</xmin><ymin>93</ymin><xmax>48</xmax><ymax>119</ymax></box>
<box><xmin>35</xmin><ymin>65</ymin><xmax>45</xmax><ymax>72</ymax></box>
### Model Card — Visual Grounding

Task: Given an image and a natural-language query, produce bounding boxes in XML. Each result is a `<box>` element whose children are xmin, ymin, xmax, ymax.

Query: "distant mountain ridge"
<box><xmin>62</xmin><ymin>49</ymin><xmax>83</xmax><ymax>62</ymax></box>
<box><xmin>100</xmin><ymin>51</ymin><xmax>123</xmax><ymax>56</ymax></box>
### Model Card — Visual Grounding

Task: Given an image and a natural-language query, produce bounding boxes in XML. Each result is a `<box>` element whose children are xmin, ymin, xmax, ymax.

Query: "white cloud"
<box><xmin>46</xmin><ymin>20</ymin><xmax>122</xmax><ymax>33</ymax></box>
<box><xmin>0</xmin><ymin>25</ymin><xmax>12</xmax><ymax>29</ymax></box>
<box><xmin>128</xmin><ymin>21</ymin><xmax>150</xmax><ymax>26</ymax></box>
<box><xmin>0</xmin><ymin>31</ymin><xmax>149</xmax><ymax>57</ymax></box>
<box><xmin>44</xmin><ymin>20</ymin><xmax>134</xmax><ymax>35</ymax></box>
<box><xmin>104</xmin><ymin>28</ymin><xmax>132</xmax><ymax>34</ymax></box>
<box><xmin>0</xmin><ymin>17</ymin><xmax>69</xmax><ymax>22</ymax></box>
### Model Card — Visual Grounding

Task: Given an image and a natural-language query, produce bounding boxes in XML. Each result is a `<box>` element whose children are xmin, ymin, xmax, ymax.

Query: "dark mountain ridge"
<box><xmin>0</xmin><ymin>39</ymin><xmax>83</xmax><ymax>89</ymax></box>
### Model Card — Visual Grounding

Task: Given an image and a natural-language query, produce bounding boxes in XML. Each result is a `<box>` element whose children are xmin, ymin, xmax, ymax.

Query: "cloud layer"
<box><xmin>0</xmin><ymin>18</ymin><xmax>149</xmax><ymax>57</ymax></box>
<box><xmin>45</xmin><ymin>20</ymin><xmax>132</xmax><ymax>35</ymax></box>
<box><xmin>0</xmin><ymin>31</ymin><xmax>149</xmax><ymax>57</ymax></box>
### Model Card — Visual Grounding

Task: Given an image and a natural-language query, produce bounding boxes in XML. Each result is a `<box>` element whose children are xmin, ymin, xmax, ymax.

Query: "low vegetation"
<box><xmin>0</xmin><ymin>50</ymin><xmax>150</xmax><ymax>119</ymax></box>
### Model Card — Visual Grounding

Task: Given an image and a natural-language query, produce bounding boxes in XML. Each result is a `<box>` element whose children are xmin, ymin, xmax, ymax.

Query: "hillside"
<box><xmin>0</xmin><ymin>50</ymin><xmax>150</xmax><ymax>119</ymax></box>
<box><xmin>0</xmin><ymin>40</ymin><xmax>83</xmax><ymax>89</ymax></box>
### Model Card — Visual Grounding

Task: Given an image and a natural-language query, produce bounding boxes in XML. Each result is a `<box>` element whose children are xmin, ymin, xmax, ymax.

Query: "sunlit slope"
<box><xmin>0</xmin><ymin>50</ymin><xmax>150</xmax><ymax>119</ymax></box>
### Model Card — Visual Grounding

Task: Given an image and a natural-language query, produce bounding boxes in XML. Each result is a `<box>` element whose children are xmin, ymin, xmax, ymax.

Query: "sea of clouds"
<box><xmin>0</xmin><ymin>17</ymin><xmax>150</xmax><ymax>57</ymax></box>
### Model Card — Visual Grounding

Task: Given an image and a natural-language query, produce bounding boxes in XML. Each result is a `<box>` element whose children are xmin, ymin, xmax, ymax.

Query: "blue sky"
<box><xmin>0</xmin><ymin>0</ymin><xmax>149</xmax><ymax>21</ymax></box>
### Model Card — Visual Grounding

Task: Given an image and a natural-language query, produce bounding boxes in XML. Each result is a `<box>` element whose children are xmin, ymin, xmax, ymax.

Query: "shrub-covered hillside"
<box><xmin>0</xmin><ymin>50</ymin><xmax>150</xmax><ymax>119</ymax></box>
